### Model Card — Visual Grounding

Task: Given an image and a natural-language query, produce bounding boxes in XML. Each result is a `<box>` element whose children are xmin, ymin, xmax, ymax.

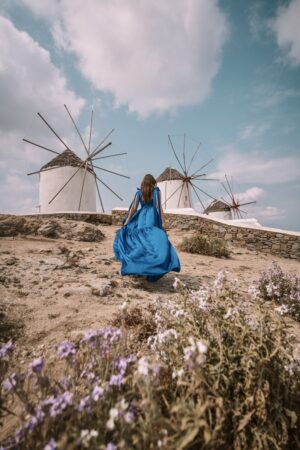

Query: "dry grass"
<box><xmin>178</xmin><ymin>234</ymin><xmax>230</xmax><ymax>258</ymax></box>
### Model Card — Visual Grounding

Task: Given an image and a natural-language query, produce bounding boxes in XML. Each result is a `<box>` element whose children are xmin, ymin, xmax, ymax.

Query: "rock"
<box><xmin>5</xmin><ymin>256</ymin><xmax>18</xmax><ymax>265</ymax></box>
<box><xmin>38</xmin><ymin>222</ymin><xmax>61</xmax><ymax>238</ymax></box>
<box><xmin>58</xmin><ymin>244</ymin><xmax>70</xmax><ymax>255</ymax></box>
<box><xmin>0</xmin><ymin>216</ymin><xmax>26</xmax><ymax>236</ymax></box>
<box><xmin>64</xmin><ymin>222</ymin><xmax>105</xmax><ymax>242</ymax></box>
<box><xmin>91</xmin><ymin>280</ymin><xmax>112</xmax><ymax>297</ymax></box>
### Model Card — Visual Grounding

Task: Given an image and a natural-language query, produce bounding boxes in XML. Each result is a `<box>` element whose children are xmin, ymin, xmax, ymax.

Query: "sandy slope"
<box><xmin>1</xmin><ymin>225</ymin><xmax>300</xmax><ymax>363</ymax></box>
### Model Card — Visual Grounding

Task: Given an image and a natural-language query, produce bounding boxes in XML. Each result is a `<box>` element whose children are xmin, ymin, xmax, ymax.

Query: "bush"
<box><xmin>178</xmin><ymin>234</ymin><xmax>230</xmax><ymax>258</ymax></box>
<box><xmin>1</xmin><ymin>271</ymin><xmax>299</xmax><ymax>449</ymax></box>
<box><xmin>250</xmin><ymin>262</ymin><xmax>300</xmax><ymax>323</ymax></box>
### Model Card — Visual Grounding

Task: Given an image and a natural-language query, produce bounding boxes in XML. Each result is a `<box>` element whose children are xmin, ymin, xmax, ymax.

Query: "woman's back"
<box><xmin>113</xmin><ymin>174</ymin><xmax>180</xmax><ymax>281</ymax></box>
<box><xmin>137</xmin><ymin>187</ymin><xmax>161</xmax><ymax>229</ymax></box>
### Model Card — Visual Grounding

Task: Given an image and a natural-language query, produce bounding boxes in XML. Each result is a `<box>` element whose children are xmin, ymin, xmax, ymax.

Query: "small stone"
<box><xmin>91</xmin><ymin>280</ymin><xmax>112</xmax><ymax>297</ymax></box>
<box><xmin>5</xmin><ymin>256</ymin><xmax>18</xmax><ymax>265</ymax></box>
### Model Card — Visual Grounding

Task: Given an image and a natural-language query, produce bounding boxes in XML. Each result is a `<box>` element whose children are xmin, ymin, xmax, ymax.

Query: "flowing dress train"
<box><xmin>113</xmin><ymin>186</ymin><xmax>180</xmax><ymax>282</ymax></box>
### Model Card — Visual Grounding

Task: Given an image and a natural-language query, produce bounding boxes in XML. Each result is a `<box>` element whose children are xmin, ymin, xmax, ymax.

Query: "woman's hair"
<box><xmin>141</xmin><ymin>174</ymin><xmax>156</xmax><ymax>203</ymax></box>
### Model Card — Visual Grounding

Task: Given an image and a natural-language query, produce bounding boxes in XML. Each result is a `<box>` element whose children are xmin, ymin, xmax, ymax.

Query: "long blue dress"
<box><xmin>113</xmin><ymin>186</ymin><xmax>180</xmax><ymax>282</ymax></box>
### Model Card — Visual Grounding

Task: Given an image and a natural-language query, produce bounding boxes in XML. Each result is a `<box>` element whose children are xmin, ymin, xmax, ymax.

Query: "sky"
<box><xmin>0</xmin><ymin>0</ymin><xmax>299</xmax><ymax>231</ymax></box>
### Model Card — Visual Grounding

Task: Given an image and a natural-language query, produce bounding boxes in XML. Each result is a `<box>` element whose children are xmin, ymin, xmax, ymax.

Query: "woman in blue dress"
<box><xmin>113</xmin><ymin>174</ymin><xmax>181</xmax><ymax>282</ymax></box>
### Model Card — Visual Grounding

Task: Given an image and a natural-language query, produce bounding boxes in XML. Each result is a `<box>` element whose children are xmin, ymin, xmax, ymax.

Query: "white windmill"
<box><xmin>204</xmin><ymin>175</ymin><xmax>257</xmax><ymax>220</ymax></box>
<box><xmin>157</xmin><ymin>134</ymin><xmax>218</xmax><ymax>211</ymax></box>
<box><xmin>24</xmin><ymin>105</ymin><xmax>129</xmax><ymax>213</ymax></box>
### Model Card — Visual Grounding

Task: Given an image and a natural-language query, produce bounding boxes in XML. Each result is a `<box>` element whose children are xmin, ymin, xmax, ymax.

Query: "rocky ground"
<box><xmin>0</xmin><ymin>217</ymin><xmax>299</xmax><ymax>362</ymax></box>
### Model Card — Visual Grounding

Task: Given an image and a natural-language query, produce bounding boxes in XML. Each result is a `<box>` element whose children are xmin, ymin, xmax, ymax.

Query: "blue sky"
<box><xmin>0</xmin><ymin>0</ymin><xmax>299</xmax><ymax>230</ymax></box>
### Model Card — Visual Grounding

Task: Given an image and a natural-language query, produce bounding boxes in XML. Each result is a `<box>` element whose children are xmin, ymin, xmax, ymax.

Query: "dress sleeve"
<box><xmin>122</xmin><ymin>189</ymin><xmax>140</xmax><ymax>225</ymax></box>
<box><xmin>154</xmin><ymin>187</ymin><xmax>163</xmax><ymax>229</ymax></box>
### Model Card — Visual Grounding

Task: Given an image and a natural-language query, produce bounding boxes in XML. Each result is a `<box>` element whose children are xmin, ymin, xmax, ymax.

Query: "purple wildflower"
<box><xmin>49</xmin><ymin>391</ymin><xmax>73</xmax><ymax>417</ymax></box>
<box><xmin>77</xmin><ymin>395</ymin><xmax>91</xmax><ymax>412</ymax></box>
<box><xmin>2</xmin><ymin>372</ymin><xmax>17</xmax><ymax>392</ymax></box>
<box><xmin>109</xmin><ymin>373</ymin><xmax>125</xmax><ymax>386</ymax></box>
<box><xmin>91</xmin><ymin>385</ymin><xmax>104</xmax><ymax>401</ymax></box>
<box><xmin>25</xmin><ymin>407</ymin><xmax>45</xmax><ymax>431</ymax></box>
<box><xmin>109</xmin><ymin>355</ymin><xmax>134</xmax><ymax>386</ymax></box>
<box><xmin>105</xmin><ymin>444</ymin><xmax>117</xmax><ymax>450</ymax></box>
<box><xmin>15</xmin><ymin>427</ymin><xmax>25</xmax><ymax>443</ymax></box>
<box><xmin>28</xmin><ymin>356</ymin><xmax>44</xmax><ymax>374</ymax></box>
<box><xmin>0</xmin><ymin>340</ymin><xmax>13</xmax><ymax>358</ymax></box>
<box><xmin>83</xmin><ymin>329</ymin><xmax>100</xmax><ymax>342</ymax></box>
<box><xmin>44</xmin><ymin>438</ymin><xmax>57</xmax><ymax>450</ymax></box>
<box><xmin>57</xmin><ymin>341</ymin><xmax>76</xmax><ymax>359</ymax></box>
<box><xmin>124</xmin><ymin>410</ymin><xmax>135</xmax><ymax>423</ymax></box>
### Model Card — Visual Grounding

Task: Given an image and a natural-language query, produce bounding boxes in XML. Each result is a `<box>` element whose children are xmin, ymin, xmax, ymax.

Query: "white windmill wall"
<box><xmin>158</xmin><ymin>180</ymin><xmax>191</xmax><ymax>209</ymax></box>
<box><xmin>39</xmin><ymin>166</ymin><xmax>96</xmax><ymax>213</ymax></box>
<box><xmin>207</xmin><ymin>210</ymin><xmax>232</xmax><ymax>220</ymax></box>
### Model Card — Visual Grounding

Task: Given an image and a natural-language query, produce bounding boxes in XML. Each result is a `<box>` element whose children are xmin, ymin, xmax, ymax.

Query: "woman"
<box><xmin>113</xmin><ymin>174</ymin><xmax>180</xmax><ymax>282</ymax></box>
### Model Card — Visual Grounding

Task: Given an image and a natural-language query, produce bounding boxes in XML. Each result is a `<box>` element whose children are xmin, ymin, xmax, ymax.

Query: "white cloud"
<box><xmin>21</xmin><ymin>0</ymin><xmax>229</xmax><ymax>117</ymax></box>
<box><xmin>0</xmin><ymin>16</ymin><xmax>85</xmax><ymax>213</ymax></box>
<box><xmin>272</xmin><ymin>0</ymin><xmax>300</xmax><ymax>66</ymax></box>
<box><xmin>251</xmin><ymin>205</ymin><xmax>285</xmax><ymax>221</ymax></box>
<box><xmin>211</xmin><ymin>149</ymin><xmax>300</xmax><ymax>184</ymax></box>
<box><xmin>256</xmin><ymin>86</ymin><xmax>300</xmax><ymax>109</ymax></box>
<box><xmin>0</xmin><ymin>16</ymin><xmax>84</xmax><ymax>136</ymax></box>
<box><xmin>236</xmin><ymin>186</ymin><xmax>265</xmax><ymax>203</ymax></box>
<box><xmin>240</xmin><ymin>122</ymin><xmax>271</xmax><ymax>140</ymax></box>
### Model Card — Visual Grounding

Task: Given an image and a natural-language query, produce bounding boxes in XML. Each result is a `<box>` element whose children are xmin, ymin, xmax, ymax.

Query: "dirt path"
<box><xmin>1</xmin><ymin>225</ymin><xmax>300</xmax><ymax>362</ymax></box>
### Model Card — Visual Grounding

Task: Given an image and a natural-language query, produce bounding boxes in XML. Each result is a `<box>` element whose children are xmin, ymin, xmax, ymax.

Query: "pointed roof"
<box><xmin>204</xmin><ymin>199</ymin><xmax>231</xmax><ymax>213</ymax></box>
<box><xmin>40</xmin><ymin>148</ymin><xmax>91</xmax><ymax>172</ymax></box>
<box><xmin>156</xmin><ymin>167</ymin><xmax>183</xmax><ymax>182</ymax></box>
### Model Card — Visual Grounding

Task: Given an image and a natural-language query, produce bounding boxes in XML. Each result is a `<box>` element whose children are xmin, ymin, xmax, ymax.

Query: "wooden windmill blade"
<box><xmin>93</xmin><ymin>152</ymin><xmax>127</xmax><ymax>161</ymax></box>
<box><xmin>37</xmin><ymin>112</ymin><xmax>69</xmax><ymax>149</ymax></box>
<box><xmin>187</xmin><ymin>142</ymin><xmax>201</xmax><ymax>173</ymax></box>
<box><xmin>23</xmin><ymin>139</ymin><xmax>60</xmax><ymax>156</ymax></box>
<box><xmin>190</xmin><ymin>158</ymin><xmax>214</xmax><ymax>178</ymax></box>
<box><xmin>64</xmin><ymin>103</ymin><xmax>89</xmax><ymax>157</ymax></box>
<box><xmin>168</xmin><ymin>135</ymin><xmax>186</xmax><ymax>175</ymax></box>
<box><xmin>182</xmin><ymin>133</ymin><xmax>187</xmax><ymax>175</ymax></box>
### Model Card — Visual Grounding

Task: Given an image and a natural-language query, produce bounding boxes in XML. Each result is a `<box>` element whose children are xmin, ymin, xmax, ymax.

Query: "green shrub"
<box><xmin>178</xmin><ymin>234</ymin><xmax>230</xmax><ymax>258</ymax></box>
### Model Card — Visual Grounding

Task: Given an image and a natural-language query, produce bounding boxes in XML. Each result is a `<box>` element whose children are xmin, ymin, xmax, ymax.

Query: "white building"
<box><xmin>156</xmin><ymin>167</ymin><xmax>192</xmax><ymax>209</ymax></box>
<box><xmin>203</xmin><ymin>199</ymin><xmax>232</xmax><ymax>220</ymax></box>
<box><xmin>39</xmin><ymin>149</ymin><xmax>96</xmax><ymax>213</ymax></box>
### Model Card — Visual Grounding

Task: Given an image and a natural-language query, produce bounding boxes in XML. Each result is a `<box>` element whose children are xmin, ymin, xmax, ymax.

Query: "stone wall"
<box><xmin>112</xmin><ymin>209</ymin><xmax>300</xmax><ymax>260</ymax></box>
<box><xmin>23</xmin><ymin>212</ymin><xmax>112</xmax><ymax>226</ymax></box>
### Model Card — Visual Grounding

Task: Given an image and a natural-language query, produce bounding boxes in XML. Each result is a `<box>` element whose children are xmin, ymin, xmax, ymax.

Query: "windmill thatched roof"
<box><xmin>156</xmin><ymin>167</ymin><xmax>183</xmax><ymax>182</ymax></box>
<box><xmin>204</xmin><ymin>199</ymin><xmax>231</xmax><ymax>213</ymax></box>
<box><xmin>40</xmin><ymin>149</ymin><xmax>93</xmax><ymax>173</ymax></box>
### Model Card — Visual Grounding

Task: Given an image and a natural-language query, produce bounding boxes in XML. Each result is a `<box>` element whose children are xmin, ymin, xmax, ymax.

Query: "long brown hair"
<box><xmin>141</xmin><ymin>174</ymin><xmax>156</xmax><ymax>203</ymax></box>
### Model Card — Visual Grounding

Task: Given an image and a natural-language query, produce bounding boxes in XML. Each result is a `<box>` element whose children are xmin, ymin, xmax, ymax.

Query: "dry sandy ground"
<box><xmin>1</xmin><ymin>224</ymin><xmax>300</xmax><ymax>364</ymax></box>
